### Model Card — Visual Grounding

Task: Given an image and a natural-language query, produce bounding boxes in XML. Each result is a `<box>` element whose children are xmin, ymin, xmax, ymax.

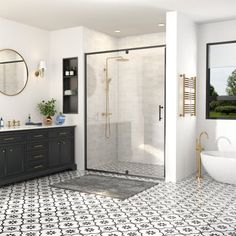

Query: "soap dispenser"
<box><xmin>28</xmin><ymin>114</ymin><xmax>31</xmax><ymax>123</ymax></box>
<box><xmin>0</xmin><ymin>117</ymin><xmax>4</xmax><ymax>128</ymax></box>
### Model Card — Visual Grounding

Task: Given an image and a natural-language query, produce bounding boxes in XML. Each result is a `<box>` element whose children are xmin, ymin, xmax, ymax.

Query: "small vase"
<box><xmin>56</xmin><ymin>113</ymin><xmax>65</xmax><ymax>125</ymax></box>
<box><xmin>44</xmin><ymin>116</ymin><xmax>53</xmax><ymax>125</ymax></box>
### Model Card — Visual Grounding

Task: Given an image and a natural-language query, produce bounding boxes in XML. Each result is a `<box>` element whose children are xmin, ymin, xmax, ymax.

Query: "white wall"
<box><xmin>176</xmin><ymin>13</ymin><xmax>197</xmax><ymax>181</ymax></box>
<box><xmin>83</xmin><ymin>28</ymin><xmax>118</xmax><ymax>53</ymax></box>
<box><xmin>118</xmin><ymin>32</ymin><xmax>165</xmax><ymax>49</ymax></box>
<box><xmin>165</xmin><ymin>12</ymin><xmax>178</xmax><ymax>182</ymax></box>
<box><xmin>0</xmin><ymin>17</ymin><xmax>50</xmax><ymax>123</ymax></box>
<box><xmin>49</xmin><ymin>27</ymin><xmax>84</xmax><ymax>169</ymax></box>
<box><xmin>166</xmin><ymin>12</ymin><xmax>197</xmax><ymax>182</ymax></box>
<box><xmin>198</xmin><ymin>20</ymin><xmax>236</xmax><ymax>151</ymax></box>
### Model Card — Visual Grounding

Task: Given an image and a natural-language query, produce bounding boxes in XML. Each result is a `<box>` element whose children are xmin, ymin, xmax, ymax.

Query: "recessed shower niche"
<box><xmin>63</xmin><ymin>57</ymin><xmax>78</xmax><ymax>114</ymax></box>
<box><xmin>85</xmin><ymin>46</ymin><xmax>166</xmax><ymax>179</ymax></box>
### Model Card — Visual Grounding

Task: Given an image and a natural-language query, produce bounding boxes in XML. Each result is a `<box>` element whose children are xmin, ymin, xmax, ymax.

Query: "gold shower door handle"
<box><xmin>159</xmin><ymin>105</ymin><xmax>164</xmax><ymax>121</ymax></box>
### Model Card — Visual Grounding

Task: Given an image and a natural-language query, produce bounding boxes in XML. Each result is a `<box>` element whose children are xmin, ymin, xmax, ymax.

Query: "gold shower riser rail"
<box><xmin>180</xmin><ymin>74</ymin><xmax>196</xmax><ymax>117</ymax></box>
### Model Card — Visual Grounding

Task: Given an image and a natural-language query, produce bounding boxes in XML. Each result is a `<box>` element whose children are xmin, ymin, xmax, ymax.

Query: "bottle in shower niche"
<box><xmin>65</xmin><ymin>67</ymin><xmax>70</xmax><ymax>76</ymax></box>
<box><xmin>0</xmin><ymin>117</ymin><xmax>4</xmax><ymax>128</ymax></box>
<box><xmin>69</xmin><ymin>67</ymin><xmax>74</xmax><ymax>76</ymax></box>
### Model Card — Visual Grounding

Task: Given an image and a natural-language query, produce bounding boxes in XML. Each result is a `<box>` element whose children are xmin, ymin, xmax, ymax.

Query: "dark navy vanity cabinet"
<box><xmin>0</xmin><ymin>132</ymin><xmax>26</xmax><ymax>179</ymax></box>
<box><xmin>0</xmin><ymin>126</ymin><xmax>76</xmax><ymax>186</ymax></box>
<box><xmin>49</xmin><ymin>127</ymin><xmax>74</xmax><ymax>167</ymax></box>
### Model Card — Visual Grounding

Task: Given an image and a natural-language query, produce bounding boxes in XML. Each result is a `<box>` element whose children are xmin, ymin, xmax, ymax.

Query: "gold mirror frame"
<box><xmin>0</xmin><ymin>49</ymin><xmax>29</xmax><ymax>96</ymax></box>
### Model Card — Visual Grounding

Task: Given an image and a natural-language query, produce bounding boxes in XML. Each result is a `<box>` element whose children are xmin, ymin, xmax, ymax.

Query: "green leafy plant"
<box><xmin>37</xmin><ymin>99</ymin><xmax>57</xmax><ymax>117</ymax></box>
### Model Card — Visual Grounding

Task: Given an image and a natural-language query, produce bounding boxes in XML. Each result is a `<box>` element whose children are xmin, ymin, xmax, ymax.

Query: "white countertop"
<box><xmin>0</xmin><ymin>124</ymin><xmax>76</xmax><ymax>132</ymax></box>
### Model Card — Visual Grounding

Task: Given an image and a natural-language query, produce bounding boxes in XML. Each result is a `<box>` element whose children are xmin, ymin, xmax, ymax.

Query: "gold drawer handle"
<box><xmin>33</xmin><ymin>154</ymin><xmax>44</xmax><ymax>159</ymax></box>
<box><xmin>34</xmin><ymin>145</ymin><xmax>43</xmax><ymax>148</ymax></box>
<box><xmin>4</xmin><ymin>137</ymin><xmax>14</xmax><ymax>141</ymax></box>
<box><xmin>59</xmin><ymin>132</ymin><xmax>67</xmax><ymax>135</ymax></box>
<box><xmin>34</xmin><ymin>165</ymin><xmax>43</xmax><ymax>169</ymax></box>
<box><xmin>34</xmin><ymin>134</ymin><xmax>43</xmax><ymax>138</ymax></box>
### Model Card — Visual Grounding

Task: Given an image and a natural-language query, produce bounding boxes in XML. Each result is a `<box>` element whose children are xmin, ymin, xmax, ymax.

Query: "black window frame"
<box><xmin>206</xmin><ymin>40</ymin><xmax>236</xmax><ymax>120</ymax></box>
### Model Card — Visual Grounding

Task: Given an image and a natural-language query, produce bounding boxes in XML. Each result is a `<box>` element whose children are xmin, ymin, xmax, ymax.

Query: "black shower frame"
<box><xmin>84</xmin><ymin>45</ymin><xmax>166</xmax><ymax>179</ymax></box>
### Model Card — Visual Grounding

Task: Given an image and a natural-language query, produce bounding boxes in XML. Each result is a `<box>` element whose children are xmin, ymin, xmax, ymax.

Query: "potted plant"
<box><xmin>37</xmin><ymin>98</ymin><xmax>57</xmax><ymax>125</ymax></box>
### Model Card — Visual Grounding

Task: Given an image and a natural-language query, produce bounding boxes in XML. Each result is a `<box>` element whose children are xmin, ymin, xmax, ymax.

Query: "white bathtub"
<box><xmin>201</xmin><ymin>151</ymin><xmax>236</xmax><ymax>185</ymax></box>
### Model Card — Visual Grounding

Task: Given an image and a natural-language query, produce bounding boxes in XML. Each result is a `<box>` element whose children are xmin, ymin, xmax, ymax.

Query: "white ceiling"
<box><xmin>0</xmin><ymin>0</ymin><xmax>236</xmax><ymax>37</ymax></box>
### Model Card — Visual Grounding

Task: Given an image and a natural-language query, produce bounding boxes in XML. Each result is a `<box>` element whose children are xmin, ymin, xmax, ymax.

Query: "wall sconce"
<box><xmin>35</xmin><ymin>61</ymin><xmax>47</xmax><ymax>77</ymax></box>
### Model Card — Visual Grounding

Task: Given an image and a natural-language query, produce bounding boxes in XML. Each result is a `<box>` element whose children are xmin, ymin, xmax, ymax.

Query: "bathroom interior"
<box><xmin>0</xmin><ymin>0</ymin><xmax>236</xmax><ymax>235</ymax></box>
<box><xmin>0</xmin><ymin>5</ymin><xmax>236</xmax><ymax>182</ymax></box>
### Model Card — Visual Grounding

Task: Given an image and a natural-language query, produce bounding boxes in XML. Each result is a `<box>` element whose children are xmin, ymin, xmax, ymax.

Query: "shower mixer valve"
<box><xmin>102</xmin><ymin>112</ymin><xmax>112</xmax><ymax>116</ymax></box>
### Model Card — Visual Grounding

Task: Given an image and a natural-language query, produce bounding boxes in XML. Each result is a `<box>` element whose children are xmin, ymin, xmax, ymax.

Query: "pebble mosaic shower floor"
<box><xmin>0</xmin><ymin>170</ymin><xmax>236</xmax><ymax>235</ymax></box>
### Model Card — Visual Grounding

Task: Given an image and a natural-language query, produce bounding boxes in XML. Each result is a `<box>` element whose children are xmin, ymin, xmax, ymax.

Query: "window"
<box><xmin>206</xmin><ymin>41</ymin><xmax>236</xmax><ymax>119</ymax></box>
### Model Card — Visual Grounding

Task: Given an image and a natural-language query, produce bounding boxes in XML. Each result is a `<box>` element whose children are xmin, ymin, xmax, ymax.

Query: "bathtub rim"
<box><xmin>201</xmin><ymin>150</ymin><xmax>236</xmax><ymax>160</ymax></box>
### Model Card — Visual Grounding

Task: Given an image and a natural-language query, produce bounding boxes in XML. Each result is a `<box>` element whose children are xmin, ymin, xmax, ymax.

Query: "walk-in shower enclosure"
<box><xmin>85</xmin><ymin>46</ymin><xmax>166</xmax><ymax>179</ymax></box>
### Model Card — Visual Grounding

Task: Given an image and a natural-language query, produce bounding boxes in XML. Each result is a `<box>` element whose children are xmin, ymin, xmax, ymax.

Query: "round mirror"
<box><xmin>0</xmin><ymin>49</ymin><xmax>28</xmax><ymax>96</ymax></box>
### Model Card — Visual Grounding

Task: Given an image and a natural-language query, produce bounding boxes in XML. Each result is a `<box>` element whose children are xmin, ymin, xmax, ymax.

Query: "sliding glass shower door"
<box><xmin>85</xmin><ymin>46</ymin><xmax>165</xmax><ymax>179</ymax></box>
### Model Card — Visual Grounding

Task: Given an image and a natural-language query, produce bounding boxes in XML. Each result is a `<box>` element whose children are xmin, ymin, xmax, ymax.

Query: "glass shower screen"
<box><xmin>85</xmin><ymin>46</ymin><xmax>165</xmax><ymax>179</ymax></box>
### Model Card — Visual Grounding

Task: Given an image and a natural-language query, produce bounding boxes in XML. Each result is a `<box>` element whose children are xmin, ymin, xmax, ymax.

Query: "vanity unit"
<box><xmin>0</xmin><ymin>125</ymin><xmax>76</xmax><ymax>186</ymax></box>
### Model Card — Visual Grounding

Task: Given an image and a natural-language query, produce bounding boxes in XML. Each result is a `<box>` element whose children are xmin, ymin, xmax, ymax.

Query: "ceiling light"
<box><xmin>114</xmin><ymin>30</ymin><xmax>121</xmax><ymax>33</ymax></box>
<box><xmin>158</xmin><ymin>23</ymin><xmax>165</xmax><ymax>27</ymax></box>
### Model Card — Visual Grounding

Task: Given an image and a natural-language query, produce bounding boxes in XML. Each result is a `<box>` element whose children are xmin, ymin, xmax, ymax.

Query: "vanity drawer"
<box><xmin>0</xmin><ymin>133</ymin><xmax>26</xmax><ymax>143</ymax></box>
<box><xmin>49</xmin><ymin>127</ymin><xmax>74</xmax><ymax>138</ymax></box>
<box><xmin>27</xmin><ymin>151</ymin><xmax>47</xmax><ymax>161</ymax></box>
<box><xmin>28</xmin><ymin>130</ymin><xmax>48</xmax><ymax>141</ymax></box>
<box><xmin>27</xmin><ymin>141</ymin><xmax>48</xmax><ymax>151</ymax></box>
<box><xmin>26</xmin><ymin>160</ymin><xmax>47</xmax><ymax>172</ymax></box>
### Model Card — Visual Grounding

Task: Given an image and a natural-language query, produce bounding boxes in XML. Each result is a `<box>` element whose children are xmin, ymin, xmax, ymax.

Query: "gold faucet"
<box><xmin>7</xmin><ymin>120</ymin><xmax>21</xmax><ymax>128</ymax></box>
<box><xmin>196</xmin><ymin>131</ymin><xmax>208</xmax><ymax>181</ymax></box>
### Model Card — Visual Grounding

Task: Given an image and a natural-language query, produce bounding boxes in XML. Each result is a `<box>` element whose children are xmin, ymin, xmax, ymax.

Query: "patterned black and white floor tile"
<box><xmin>91</xmin><ymin>161</ymin><xmax>164</xmax><ymax>179</ymax></box>
<box><xmin>0</xmin><ymin>170</ymin><xmax>236</xmax><ymax>235</ymax></box>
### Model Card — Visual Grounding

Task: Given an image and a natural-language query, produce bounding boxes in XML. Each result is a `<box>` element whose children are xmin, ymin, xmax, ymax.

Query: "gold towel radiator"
<box><xmin>180</xmin><ymin>74</ymin><xmax>196</xmax><ymax>117</ymax></box>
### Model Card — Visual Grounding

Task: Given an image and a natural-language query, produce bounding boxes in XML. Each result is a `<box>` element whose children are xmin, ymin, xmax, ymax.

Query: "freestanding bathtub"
<box><xmin>201</xmin><ymin>151</ymin><xmax>236</xmax><ymax>185</ymax></box>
